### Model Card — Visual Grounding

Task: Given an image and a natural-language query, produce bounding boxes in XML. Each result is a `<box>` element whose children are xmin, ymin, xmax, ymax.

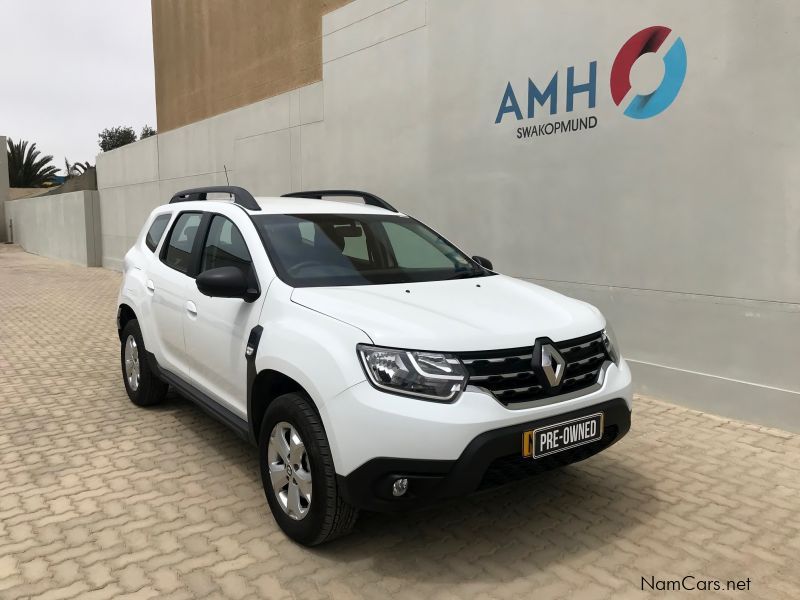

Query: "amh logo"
<box><xmin>494</xmin><ymin>64</ymin><xmax>597</xmax><ymax>124</ymax></box>
<box><xmin>494</xmin><ymin>25</ymin><xmax>687</xmax><ymax>132</ymax></box>
<box><xmin>610</xmin><ymin>26</ymin><xmax>687</xmax><ymax>119</ymax></box>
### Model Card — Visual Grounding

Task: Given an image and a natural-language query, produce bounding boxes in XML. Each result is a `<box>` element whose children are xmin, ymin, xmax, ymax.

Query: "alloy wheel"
<box><xmin>267</xmin><ymin>421</ymin><xmax>312</xmax><ymax>520</ymax></box>
<box><xmin>124</xmin><ymin>335</ymin><xmax>140</xmax><ymax>392</ymax></box>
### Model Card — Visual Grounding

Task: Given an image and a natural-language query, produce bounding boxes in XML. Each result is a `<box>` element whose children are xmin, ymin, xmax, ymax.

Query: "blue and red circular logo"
<box><xmin>610</xmin><ymin>26</ymin><xmax>687</xmax><ymax>119</ymax></box>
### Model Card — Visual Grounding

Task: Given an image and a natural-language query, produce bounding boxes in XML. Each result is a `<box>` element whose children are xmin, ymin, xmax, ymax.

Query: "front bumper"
<box><xmin>337</xmin><ymin>397</ymin><xmax>631</xmax><ymax>511</ymax></box>
<box><xmin>326</xmin><ymin>359</ymin><xmax>632</xmax><ymax>475</ymax></box>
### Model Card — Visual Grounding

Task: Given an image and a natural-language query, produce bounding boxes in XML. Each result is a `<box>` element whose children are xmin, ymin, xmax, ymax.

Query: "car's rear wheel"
<box><xmin>120</xmin><ymin>319</ymin><xmax>168</xmax><ymax>407</ymax></box>
<box><xmin>259</xmin><ymin>392</ymin><xmax>358</xmax><ymax>545</ymax></box>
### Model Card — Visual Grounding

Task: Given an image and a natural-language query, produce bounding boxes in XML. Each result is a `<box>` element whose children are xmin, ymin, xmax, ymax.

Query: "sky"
<box><xmin>1</xmin><ymin>1</ymin><xmax>156</xmax><ymax>174</ymax></box>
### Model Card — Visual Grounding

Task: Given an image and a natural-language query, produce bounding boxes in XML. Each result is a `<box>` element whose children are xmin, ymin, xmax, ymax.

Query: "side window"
<box><xmin>163</xmin><ymin>212</ymin><xmax>202</xmax><ymax>274</ymax></box>
<box><xmin>145</xmin><ymin>214</ymin><xmax>171</xmax><ymax>252</ymax></box>
<box><xmin>382</xmin><ymin>222</ymin><xmax>453</xmax><ymax>268</ymax></box>
<box><xmin>200</xmin><ymin>215</ymin><xmax>252</xmax><ymax>274</ymax></box>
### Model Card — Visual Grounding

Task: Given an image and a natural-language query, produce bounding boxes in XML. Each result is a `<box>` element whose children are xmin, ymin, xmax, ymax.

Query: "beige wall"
<box><xmin>151</xmin><ymin>0</ymin><xmax>353</xmax><ymax>132</ymax></box>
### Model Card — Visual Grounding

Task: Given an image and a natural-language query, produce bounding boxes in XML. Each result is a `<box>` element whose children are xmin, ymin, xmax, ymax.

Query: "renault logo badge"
<box><xmin>538</xmin><ymin>343</ymin><xmax>565</xmax><ymax>387</ymax></box>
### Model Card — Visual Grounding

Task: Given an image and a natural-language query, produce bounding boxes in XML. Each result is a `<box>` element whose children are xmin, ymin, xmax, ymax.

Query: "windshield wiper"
<box><xmin>444</xmin><ymin>270</ymin><xmax>485</xmax><ymax>280</ymax></box>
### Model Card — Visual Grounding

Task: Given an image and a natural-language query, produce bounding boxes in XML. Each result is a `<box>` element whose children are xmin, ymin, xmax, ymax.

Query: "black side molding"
<box><xmin>245</xmin><ymin>325</ymin><xmax>264</xmax><ymax>445</ymax></box>
<box><xmin>159</xmin><ymin>368</ymin><xmax>251</xmax><ymax>444</ymax></box>
<box><xmin>282</xmin><ymin>190</ymin><xmax>398</xmax><ymax>213</ymax></box>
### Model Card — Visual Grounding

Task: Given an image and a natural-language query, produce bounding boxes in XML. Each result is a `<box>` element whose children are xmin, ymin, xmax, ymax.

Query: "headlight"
<box><xmin>357</xmin><ymin>344</ymin><xmax>467</xmax><ymax>401</ymax></box>
<box><xmin>601</xmin><ymin>325</ymin><xmax>621</xmax><ymax>365</ymax></box>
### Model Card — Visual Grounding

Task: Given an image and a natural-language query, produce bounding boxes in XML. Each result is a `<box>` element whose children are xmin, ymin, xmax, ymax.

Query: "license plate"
<box><xmin>522</xmin><ymin>413</ymin><xmax>604</xmax><ymax>459</ymax></box>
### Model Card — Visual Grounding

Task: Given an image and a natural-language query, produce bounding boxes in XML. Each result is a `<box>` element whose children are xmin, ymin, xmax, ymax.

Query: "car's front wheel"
<box><xmin>120</xmin><ymin>319</ymin><xmax>168</xmax><ymax>407</ymax></box>
<box><xmin>259</xmin><ymin>392</ymin><xmax>358</xmax><ymax>545</ymax></box>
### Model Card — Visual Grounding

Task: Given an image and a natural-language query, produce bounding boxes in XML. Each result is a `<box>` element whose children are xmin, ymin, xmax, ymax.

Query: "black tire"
<box><xmin>259</xmin><ymin>392</ymin><xmax>358</xmax><ymax>546</ymax></box>
<box><xmin>120</xmin><ymin>319</ymin><xmax>168</xmax><ymax>407</ymax></box>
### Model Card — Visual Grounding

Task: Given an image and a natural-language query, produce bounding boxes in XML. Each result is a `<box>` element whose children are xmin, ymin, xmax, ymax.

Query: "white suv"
<box><xmin>117</xmin><ymin>186</ymin><xmax>632</xmax><ymax>545</ymax></box>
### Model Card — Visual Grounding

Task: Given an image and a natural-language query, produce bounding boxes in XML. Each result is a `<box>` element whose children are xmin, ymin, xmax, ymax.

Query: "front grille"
<box><xmin>456</xmin><ymin>331</ymin><xmax>609</xmax><ymax>407</ymax></box>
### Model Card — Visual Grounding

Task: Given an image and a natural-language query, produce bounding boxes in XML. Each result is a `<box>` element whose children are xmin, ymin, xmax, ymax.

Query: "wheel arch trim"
<box><xmin>116</xmin><ymin>304</ymin><xmax>138</xmax><ymax>341</ymax></box>
<box><xmin>247</xmin><ymin>366</ymin><xmax>329</xmax><ymax>446</ymax></box>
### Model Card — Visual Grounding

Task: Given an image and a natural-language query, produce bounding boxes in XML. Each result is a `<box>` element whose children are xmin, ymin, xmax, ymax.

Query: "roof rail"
<box><xmin>281</xmin><ymin>190</ymin><xmax>398</xmax><ymax>213</ymax></box>
<box><xmin>170</xmin><ymin>186</ymin><xmax>260</xmax><ymax>211</ymax></box>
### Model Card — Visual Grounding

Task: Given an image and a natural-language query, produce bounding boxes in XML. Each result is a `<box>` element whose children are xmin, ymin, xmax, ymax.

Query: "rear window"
<box><xmin>145</xmin><ymin>214</ymin><xmax>171</xmax><ymax>252</ymax></box>
<box><xmin>162</xmin><ymin>212</ymin><xmax>202</xmax><ymax>274</ymax></box>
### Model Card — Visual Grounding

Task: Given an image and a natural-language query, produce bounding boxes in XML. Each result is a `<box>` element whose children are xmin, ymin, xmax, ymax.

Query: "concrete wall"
<box><xmin>98</xmin><ymin>0</ymin><xmax>800</xmax><ymax>430</ymax></box>
<box><xmin>5</xmin><ymin>190</ymin><xmax>101</xmax><ymax>267</ymax></box>
<box><xmin>151</xmin><ymin>0</ymin><xmax>354</xmax><ymax>131</ymax></box>
<box><xmin>0</xmin><ymin>136</ymin><xmax>9</xmax><ymax>243</ymax></box>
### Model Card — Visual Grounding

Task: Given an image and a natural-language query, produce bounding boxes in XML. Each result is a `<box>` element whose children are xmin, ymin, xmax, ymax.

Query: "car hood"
<box><xmin>290</xmin><ymin>275</ymin><xmax>604</xmax><ymax>351</ymax></box>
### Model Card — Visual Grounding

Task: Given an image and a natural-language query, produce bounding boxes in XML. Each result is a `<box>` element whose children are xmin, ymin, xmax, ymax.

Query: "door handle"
<box><xmin>146</xmin><ymin>280</ymin><xmax>155</xmax><ymax>294</ymax></box>
<box><xmin>185</xmin><ymin>301</ymin><xmax>198</xmax><ymax>317</ymax></box>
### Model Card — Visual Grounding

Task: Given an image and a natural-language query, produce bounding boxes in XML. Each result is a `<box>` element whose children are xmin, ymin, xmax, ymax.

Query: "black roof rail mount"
<box><xmin>281</xmin><ymin>190</ymin><xmax>398</xmax><ymax>213</ymax></box>
<box><xmin>170</xmin><ymin>186</ymin><xmax>260</xmax><ymax>211</ymax></box>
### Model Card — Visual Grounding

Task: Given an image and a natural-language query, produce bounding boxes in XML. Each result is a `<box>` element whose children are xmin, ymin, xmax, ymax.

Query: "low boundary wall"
<box><xmin>5</xmin><ymin>190</ymin><xmax>102</xmax><ymax>267</ymax></box>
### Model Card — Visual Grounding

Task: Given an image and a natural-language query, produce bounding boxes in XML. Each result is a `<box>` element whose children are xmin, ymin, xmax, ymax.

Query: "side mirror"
<box><xmin>196</xmin><ymin>266</ymin><xmax>259</xmax><ymax>302</ymax></box>
<box><xmin>472</xmin><ymin>255</ymin><xmax>494</xmax><ymax>271</ymax></box>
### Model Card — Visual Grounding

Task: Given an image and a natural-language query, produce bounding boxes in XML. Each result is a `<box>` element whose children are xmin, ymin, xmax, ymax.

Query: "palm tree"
<box><xmin>7</xmin><ymin>139</ymin><xmax>58</xmax><ymax>187</ymax></box>
<box><xmin>73</xmin><ymin>161</ymin><xmax>93</xmax><ymax>175</ymax></box>
<box><xmin>63</xmin><ymin>159</ymin><xmax>92</xmax><ymax>180</ymax></box>
<box><xmin>64</xmin><ymin>158</ymin><xmax>78</xmax><ymax>179</ymax></box>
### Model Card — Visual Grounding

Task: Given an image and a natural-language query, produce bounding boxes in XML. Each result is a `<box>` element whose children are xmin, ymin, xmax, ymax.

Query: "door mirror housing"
<box><xmin>472</xmin><ymin>255</ymin><xmax>494</xmax><ymax>271</ymax></box>
<box><xmin>196</xmin><ymin>266</ymin><xmax>259</xmax><ymax>302</ymax></box>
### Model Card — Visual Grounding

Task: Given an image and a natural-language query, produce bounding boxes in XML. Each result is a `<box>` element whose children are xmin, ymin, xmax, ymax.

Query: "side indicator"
<box><xmin>245</xmin><ymin>325</ymin><xmax>264</xmax><ymax>360</ymax></box>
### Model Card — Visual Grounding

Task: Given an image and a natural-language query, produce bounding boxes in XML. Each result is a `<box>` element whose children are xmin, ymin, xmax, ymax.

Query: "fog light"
<box><xmin>392</xmin><ymin>478</ymin><xmax>409</xmax><ymax>497</ymax></box>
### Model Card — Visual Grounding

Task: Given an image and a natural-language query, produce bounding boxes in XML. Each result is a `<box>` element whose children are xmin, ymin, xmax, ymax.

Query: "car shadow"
<box><xmin>312</xmin><ymin>456</ymin><xmax>657</xmax><ymax>583</ymax></box>
<box><xmin>149</xmin><ymin>391</ymin><xmax>260</xmax><ymax>473</ymax></box>
<box><xmin>164</xmin><ymin>393</ymin><xmax>657</xmax><ymax>584</ymax></box>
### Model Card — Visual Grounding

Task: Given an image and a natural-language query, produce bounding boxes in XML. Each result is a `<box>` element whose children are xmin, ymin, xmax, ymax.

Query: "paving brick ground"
<box><xmin>1</xmin><ymin>244</ymin><xmax>799</xmax><ymax>599</ymax></box>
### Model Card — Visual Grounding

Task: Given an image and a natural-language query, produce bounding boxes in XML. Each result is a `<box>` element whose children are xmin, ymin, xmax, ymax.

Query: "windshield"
<box><xmin>252</xmin><ymin>213</ymin><xmax>493</xmax><ymax>287</ymax></box>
